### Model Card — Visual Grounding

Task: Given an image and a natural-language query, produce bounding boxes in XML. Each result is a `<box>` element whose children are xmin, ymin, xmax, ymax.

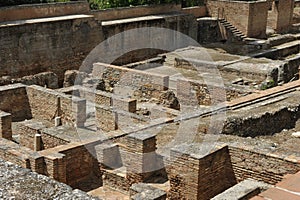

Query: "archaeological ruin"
<box><xmin>1</xmin><ymin>0</ymin><xmax>300</xmax><ymax>199</ymax></box>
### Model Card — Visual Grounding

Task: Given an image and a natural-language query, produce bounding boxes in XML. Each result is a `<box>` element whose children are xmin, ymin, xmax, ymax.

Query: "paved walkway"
<box><xmin>251</xmin><ymin>172</ymin><xmax>300</xmax><ymax>200</ymax></box>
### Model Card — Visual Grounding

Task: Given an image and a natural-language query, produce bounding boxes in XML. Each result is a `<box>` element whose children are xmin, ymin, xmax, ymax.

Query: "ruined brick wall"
<box><xmin>41</xmin><ymin>133</ymin><xmax>69</xmax><ymax>150</ymax></box>
<box><xmin>26</xmin><ymin>86</ymin><xmax>59</xmax><ymax>124</ymax></box>
<box><xmin>26</xmin><ymin>85</ymin><xmax>86</xmax><ymax>127</ymax></box>
<box><xmin>222</xmin><ymin>105</ymin><xmax>299</xmax><ymax>137</ymax></box>
<box><xmin>207</xmin><ymin>0</ymin><xmax>268</xmax><ymax>38</ymax></box>
<box><xmin>177</xmin><ymin>78</ymin><xmax>250</xmax><ymax>106</ymax></box>
<box><xmin>229</xmin><ymin>146</ymin><xmax>300</xmax><ymax>185</ymax></box>
<box><xmin>0</xmin><ymin>16</ymin><xmax>103</xmax><ymax>85</ymax></box>
<box><xmin>0</xmin><ymin>112</ymin><xmax>12</xmax><ymax>140</ymax></box>
<box><xmin>168</xmin><ymin>145</ymin><xmax>236</xmax><ymax>200</ymax></box>
<box><xmin>60</xmin><ymin>95</ymin><xmax>86</xmax><ymax>127</ymax></box>
<box><xmin>59</xmin><ymin>144</ymin><xmax>98</xmax><ymax>187</ymax></box>
<box><xmin>95</xmin><ymin>105</ymin><xmax>118</xmax><ymax>132</ymax></box>
<box><xmin>0</xmin><ymin>84</ymin><xmax>31</xmax><ymax>121</ymax></box>
<box><xmin>0</xmin><ymin>138</ymin><xmax>30</xmax><ymax>169</ymax></box>
<box><xmin>93</xmin><ymin>63</ymin><xmax>169</xmax><ymax>100</ymax></box>
<box><xmin>0</xmin><ymin>1</ymin><xmax>90</xmax><ymax>22</ymax></box>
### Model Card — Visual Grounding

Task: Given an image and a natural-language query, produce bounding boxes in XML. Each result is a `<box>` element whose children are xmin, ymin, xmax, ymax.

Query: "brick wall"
<box><xmin>58</xmin><ymin>144</ymin><xmax>99</xmax><ymax>187</ymax></box>
<box><xmin>26</xmin><ymin>85</ymin><xmax>86</xmax><ymax>127</ymax></box>
<box><xmin>41</xmin><ymin>132</ymin><xmax>69</xmax><ymax>150</ymax></box>
<box><xmin>177</xmin><ymin>78</ymin><xmax>250</xmax><ymax>106</ymax></box>
<box><xmin>0</xmin><ymin>1</ymin><xmax>90</xmax><ymax>22</ymax></box>
<box><xmin>26</xmin><ymin>86</ymin><xmax>60</xmax><ymax>124</ymax></box>
<box><xmin>0</xmin><ymin>111</ymin><xmax>12</xmax><ymax>140</ymax></box>
<box><xmin>207</xmin><ymin>0</ymin><xmax>268</xmax><ymax>38</ymax></box>
<box><xmin>93</xmin><ymin>63</ymin><xmax>169</xmax><ymax>99</ymax></box>
<box><xmin>95</xmin><ymin>105</ymin><xmax>118</xmax><ymax>132</ymax></box>
<box><xmin>15</xmin><ymin>120</ymin><xmax>47</xmax><ymax>150</ymax></box>
<box><xmin>0</xmin><ymin>84</ymin><xmax>31</xmax><ymax>121</ymax></box>
<box><xmin>168</xmin><ymin>144</ymin><xmax>236</xmax><ymax>199</ymax></box>
<box><xmin>60</xmin><ymin>95</ymin><xmax>86</xmax><ymax>127</ymax></box>
<box><xmin>0</xmin><ymin>138</ymin><xmax>31</xmax><ymax>169</ymax></box>
<box><xmin>229</xmin><ymin>146</ymin><xmax>300</xmax><ymax>185</ymax></box>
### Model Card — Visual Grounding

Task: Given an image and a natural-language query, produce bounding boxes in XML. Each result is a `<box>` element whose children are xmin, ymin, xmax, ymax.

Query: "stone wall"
<box><xmin>222</xmin><ymin>99</ymin><xmax>300</xmax><ymax>137</ymax></box>
<box><xmin>177</xmin><ymin>78</ymin><xmax>250</xmax><ymax>106</ymax></box>
<box><xmin>0</xmin><ymin>84</ymin><xmax>31</xmax><ymax>121</ymax></box>
<box><xmin>26</xmin><ymin>86</ymin><xmax>60</xmax><ymax>124</ymax></box>
<box><xmin>0</xmin><ymin>15</ymin><xmax>103</xmax><ymax>85</ymax></box>
<box><xmin>0</xmin><ymin>1</ymin><xmax>89</xmax><ymax>22</ymax></box>
<box><xmin>93</xmin><ymin>63</ymin><xmax>169</xmax><ymax>100</ymax></box>
<box><xmin>229</xmin><ymin>145</ymin><xmax>300</xmax><ymax>185</ymax></box>
<box><xmin>182</xmin><ymin>6</ymin><xmax>207</xmax><ymax>18</ymax></box>
<box><xmin>267</xmin><ymin>0</ymin><xmax>294</xmax><ymax>33</ymax></box>
<box><xmin>207</xmin><ymin>0</ymin><xmax>268</xmax><ymax>38</ymax></box>
<box><xmin>168</xmin><ymin>144</ymin><xmax>236</xmax><ymax>199</ymax></box>
<box><xmin>248</xmin><ymin>1</ymin><xmax>268</xmax><ymax>38</ymax></box>
<box><xmin>197</xmin><ymin>18</ymin><xmax>223</xmax><ymax>43</ymax></box>
<box><xmin>93</xmin><ymin>3</ymin><xmax>182</xmax><ymax>21</ymax></box>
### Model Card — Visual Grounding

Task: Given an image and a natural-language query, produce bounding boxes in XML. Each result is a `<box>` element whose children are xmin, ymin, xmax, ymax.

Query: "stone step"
<box><xmin>211</xmin><ymin>179</ymin><xmax>270</xmax><ymax>200</ymax></box>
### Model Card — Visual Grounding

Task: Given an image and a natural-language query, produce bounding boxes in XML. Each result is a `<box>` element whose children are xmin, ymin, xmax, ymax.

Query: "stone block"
<box><xmin>0</xmin><ymin>111</ymin><xmax>12</xmax><ymax>140</ymax></box>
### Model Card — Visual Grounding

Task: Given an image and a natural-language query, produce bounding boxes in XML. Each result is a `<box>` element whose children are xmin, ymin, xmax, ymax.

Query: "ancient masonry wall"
<box><xmin>0</xmin><ymin>16</ymin><xmax>103</xmax><ymax>85</ymax></box>
<box><xmin>0</xmin><ymin>1</ymin><xmax>90</xmax><ymax>22</ymax></box>
<box><xmin>168</xmin><ymin>144</ymin><xmax>237</xmax><ymax>200</ymax></box>
<box><xmin>267</xmin><ymin>0</ymin><xmax>294</xmax><ymax>33</ymax></box>
<box><xmin>26</xmin><ymin>85</ymin><xmax>86</xmax><ymax>127</ymax></box>
<box><xmin>41</xmin><ymin>131</ymin><xmax>69</xmax><ymax>150</ymax></box>
<box><xmin>93</xmin><ymin>63</ymin><xmax>169</xmax><ymax>99</ymax></box>
<box><xmin>92</xmin><ymin>3</ymin><xmax>181</xmax><ymax>21</ymax></box>
<box><xmin>0</xmin><ymin>138</ymin><xmax>31</xmax><ymax>169</ymax></box>
<box><xmin>222</xmin><ymin>102</ymin><xmax>300</xmax><ymax>137</ymax></box>
<box><xmin>0</xmin><ymin>111</ymin><xmax>12</xmax><ymax>140</ymax></box>
<box><xmin>177</xmin><ymin>78</ymin><xmax>250</xmax><ymax>106</ymax></box>
<box><xmin>0</xmin><ymin>84</ymin><xmax>31</xmax><ymax>121</ymax></box>
<box><xmin>229</xmin><ymin>145</ymin><xmax>300</xmax><ymax>185</ymax></box>
<box><xmin>207</xmin><ymin>0</ymin><xmax>268</xmax><ymax>38</ymax></box>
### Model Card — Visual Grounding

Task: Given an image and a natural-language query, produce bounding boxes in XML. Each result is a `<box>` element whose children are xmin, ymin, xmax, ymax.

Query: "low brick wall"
<box><xmin>0</xmin><ymin>138</ymin><xmax>31</xmax><ymax>169</ymax></box>
<box><xmin>229</xmin><ymin>145</ymin><xmax>300</xmax><ymax>185</ymax></box>
<box><xmin>177</xmin><ymin>78</ymin><xmax>250</xmax><ymax>106</ymax></box>
<box><xmin>41</xmin><ymin>131</ymin><xmax>69</xmax><ymax>150</ymax></box>
<box><xmin>0</xmin><ymin>111</ymin><xmax>12</xmax><ymax>140</ymax></box>
<box><xmin>26</xmin><ymin>85</ymin><xmax>86</xmax><ymax>127</ymax></box>
<box><xmin>93</xmin><ymin>63</ymin><xmax>169</xmax><ymax>99</ymax></box>
<box><xmin>0</xmin><ymin>84</ymin><xmax>31</xmax><ymax>121</ymax></box>
<box><xmin>0</xmin><ymin>1</ymin><xmax>90</xmax><ymax>22</ymax></box>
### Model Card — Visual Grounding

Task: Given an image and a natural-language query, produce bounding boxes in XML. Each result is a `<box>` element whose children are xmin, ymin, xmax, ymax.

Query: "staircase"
<box><xmin>219</xmin><ymin>19</ymin><xmax>247</xmax><ymax>42</ymax></box>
